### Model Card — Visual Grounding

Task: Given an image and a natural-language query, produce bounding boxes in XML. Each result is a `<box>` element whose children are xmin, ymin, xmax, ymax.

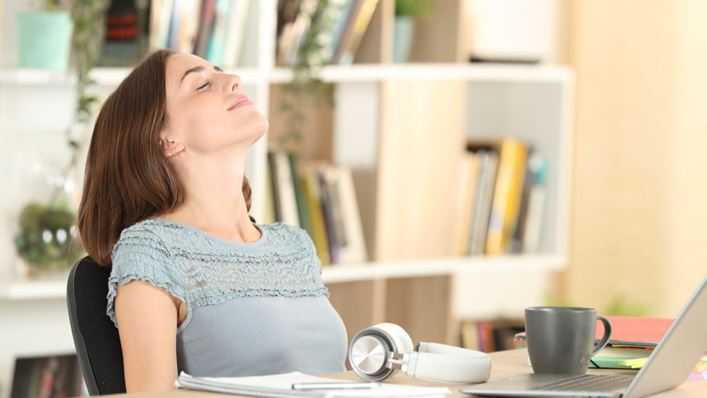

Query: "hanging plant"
<box><xmin>14</xmin><ymin>0</ymin><xmax>109</xmax><ymax>274</ymax></box>
<box><xmin>277</xmin><ymin>0</ymin><xmax>338</xmax><ymax>153</ymax></box>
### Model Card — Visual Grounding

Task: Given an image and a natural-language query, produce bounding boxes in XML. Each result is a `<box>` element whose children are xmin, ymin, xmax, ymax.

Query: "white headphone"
<box><xmin>347</xmin><ymin>322</ymin><xmax>491</xmax><ymax>384</ymax></box>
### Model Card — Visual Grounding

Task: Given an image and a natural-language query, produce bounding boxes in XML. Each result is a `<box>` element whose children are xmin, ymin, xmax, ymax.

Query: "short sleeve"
<box><xmin>106</xmin><ymin>227</ymin><xmax>186</xmax><ymax>328</ymax></box>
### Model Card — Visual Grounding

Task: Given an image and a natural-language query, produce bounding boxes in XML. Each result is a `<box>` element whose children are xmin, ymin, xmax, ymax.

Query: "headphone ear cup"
<box><xmin>373</xmin><ymin>323</ymin><xmax>414</xmax><ymax>354</ymax></box>
<box><xmin>348</xmin><ymin>325</ymin><xmax>396</xmax><ymax>382</ymax></box>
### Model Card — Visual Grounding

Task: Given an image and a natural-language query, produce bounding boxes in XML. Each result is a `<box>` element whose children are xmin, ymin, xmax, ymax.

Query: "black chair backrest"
<box><xmin>66</xmin><ymin>256</ymin><xmax>126</xmax><ymax>395</ymax></box>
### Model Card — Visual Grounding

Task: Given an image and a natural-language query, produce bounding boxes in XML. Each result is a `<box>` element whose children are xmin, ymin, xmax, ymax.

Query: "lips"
<box><xmin>228</xmin><ymin>96</ymin><xmax>252</xmax><ymax>111</ymax></box>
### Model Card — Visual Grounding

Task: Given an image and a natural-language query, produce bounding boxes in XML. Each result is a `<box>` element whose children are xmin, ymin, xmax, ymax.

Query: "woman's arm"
<box><xmin>115</xmin><ymin>280</ymin><xmax>179</xmax><ymax>392</ymax></box>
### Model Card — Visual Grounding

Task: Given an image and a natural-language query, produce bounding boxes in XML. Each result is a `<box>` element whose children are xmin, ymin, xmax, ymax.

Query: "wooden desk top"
<box><xmin>108</xmin><ymin>349</ymin><xmax>705</xmax><ymax>397</ymax></box>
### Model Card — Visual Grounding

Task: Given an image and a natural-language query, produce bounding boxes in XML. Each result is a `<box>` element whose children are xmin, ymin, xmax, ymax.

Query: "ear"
<box><xmin>158</xmin><ymin>131</ymin><xmax>186</xmax><ymax>159</ymax></box>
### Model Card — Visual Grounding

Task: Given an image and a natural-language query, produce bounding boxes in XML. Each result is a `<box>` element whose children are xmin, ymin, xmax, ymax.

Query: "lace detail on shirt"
<box><xmin>106</xmin><ymin>219</ymin><xmax>328</xmax><ymax>327</ymax></box>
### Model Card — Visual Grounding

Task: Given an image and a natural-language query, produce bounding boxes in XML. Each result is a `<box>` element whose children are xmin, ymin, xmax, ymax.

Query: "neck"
<box><xmin>163</xmin><ymin>150</ymin><xmax>258</xmax><ymax>243</ymax></box>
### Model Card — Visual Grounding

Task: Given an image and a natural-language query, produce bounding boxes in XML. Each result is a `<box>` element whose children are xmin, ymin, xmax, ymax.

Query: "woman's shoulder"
<box><xmin>260</xmin><ymin>222</ymin><xmax>312</xmax><ymax>247</ymax></box>
<box><xmin>116</xmin><ymin>217</ymin><xmax>222</xmax><ymax>249</ymax></box>
<box><xmin>111</xmin><ymin>218</ymin><xmax>178</xmax><ymax>265</ymax></box>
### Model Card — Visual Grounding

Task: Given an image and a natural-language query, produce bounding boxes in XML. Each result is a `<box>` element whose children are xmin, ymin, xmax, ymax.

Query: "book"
<box><xmin>153</xmin><ymin>0</ymin><xmax>174</xmax><ymax>49</ymax></box>
<box><xmin>322</xmin><ymin>166</ymin><xmax>367</xmax><ymax>264</ymax></box>
<box><xmin>205</xmin><ymin>0</ymin><xmax>230</xmax><ymax>64</ymax></box>
<box><xmin>276</xmin><ymin>152</ymin><xmax>301</xmax><ymax>226</ymax></box>
<box><xmin>222</xmin><ymin>0</ymin><xmax>251</xmax><ymax>67</ymax></box>
<box><xmin>485</xmin><ymin>139</ymin><xmax>528</xmax><ymax>255</ymax></box>
<box><xmin>289</xmin><ymin>153</ymin><xmax>313</xmax><ymax>237</ymax></box>
<box><xmin>278</xmin><ymin>0</ymin><xmax>319</xmax><ymax>66</ymax></box>
<box><xmin>589</xmin><ymin>346</ymin><xmax>653</xmax><ymax>369</ymax></box>
<box><xmin>522</xmin><ymin>153</ymin><xmax>548</xmax><ymax>253</ymax></box>
<box><xmin>299</xmin><ymin>163</ymin><xmax>331</xmax><ymax>266</ymax></box>
<box><xmin>267</xmin><ymin>152</ymin><xmax>282</xmax><ymax>222</ymax></box>
<box><xmin>467</xmin><ymin>150</ymin><xmax>498</xmax><ymax>255</ymax></box>
<box><xmin>317</xmin><ymin>167</ymin><xmax>340</xmax><ymax>264</ymax></box>
<box><xmin>324</xmin><ymin>0</ymin><xmax>357</xmax><ymax>63</ymax></box>
<box><xmin>176</xmin><ymin>371</ymin><xmax>450</xmax><ymax>397</ymax></box>
<box><xmin>263</xmin><ymin>157</ymin><xmax>276</xmax><ymax>224</ymax></box>
<box><xmin>193</xmin><ymin>0</ymin><xmax>215</xmax><ymax>57</ymax></box>
<box><xmin>334</xmin><ymin>0</ymin><xmax>380</xmax><ymax>64</ymax></box>
<box><xmin>453</xmin><ymin>152</ymin><xmax>481</xmax><ymax>255</ymax></box>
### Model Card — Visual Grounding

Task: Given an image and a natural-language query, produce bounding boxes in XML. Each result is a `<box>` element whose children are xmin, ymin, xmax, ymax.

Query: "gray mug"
<box><xmin>525</xmin><ymin>306</ymin><xmax>612</xmax><ymax>375</ymax></box>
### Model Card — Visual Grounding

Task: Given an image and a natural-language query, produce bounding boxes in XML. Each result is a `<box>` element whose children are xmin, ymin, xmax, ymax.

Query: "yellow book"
<box><xmin>300</xmin><ymin>168</ymin><xmax>331</xmax><ymax>266</ymax></box>
<box><xmin>485</xmin><ymin>139</ymin><xmax>528</xmax><ymax>255</ymax></box>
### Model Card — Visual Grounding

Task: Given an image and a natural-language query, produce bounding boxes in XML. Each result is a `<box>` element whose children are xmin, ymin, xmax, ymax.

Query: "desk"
<box><xmin>105</xmin><ymin>349</ymin><xmax>705</xmax><ymax>397</ymax></box>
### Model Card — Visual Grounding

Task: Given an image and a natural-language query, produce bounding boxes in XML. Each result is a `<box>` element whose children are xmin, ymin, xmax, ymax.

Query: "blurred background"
<box><xmin>0</xmin><ymin>0</ymin><xmax>706</xmax><ymax>396</ymax></box>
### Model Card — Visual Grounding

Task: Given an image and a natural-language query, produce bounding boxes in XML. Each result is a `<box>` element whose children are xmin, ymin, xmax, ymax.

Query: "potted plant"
<box><xmin>17</xmin><ymin>0</ymin><xmax>74</xmax><ymax>70</ymax></box>
<box><xmin>14</xmin><ymin>0</ymin><xmax>109</xmax><ymax>276</ymax></box>
<box><xmin>393</xmin><ymin>0</ymin><xmax>436</xmax><ymax>63</ymax></box>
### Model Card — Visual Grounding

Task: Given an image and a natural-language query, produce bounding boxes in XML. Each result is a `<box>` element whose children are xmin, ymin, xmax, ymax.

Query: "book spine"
<box><xmin>267</xmin><ymin>152</ymin><xmax>282</xmax><ymax>222</ymax></box>
<box><xmin>205</xmin><ymin>0</ymin><xmax>229</xmax><ymax>64</ymax></box>
<box><xmin>469</xmin><ymin>151</ymin><xmax>498</xmax><ymax>255</ymax></box>
<box><xmin>302</xmin><ymin>167</ymin><xmax>331</xmax><ymax>265</ymax></box>
<box><xmin>338</xmin><ymin>0</ymin><xmax>379</xmax><ymax>64</ymax></box>
<box><xmin>317</xmin><ymin>167</ymin><xmax>339</xmax><ymax>264</ymax></box>
<box><xmin>335</xmin><ymin>166</ymin><xmax>367</xmax><ymax>263</ymax></box>
<box><xmin>289</xmin><ymin>153</ymin><xmax>313</xmax><ymax>237</ymax></box>
<box><xmin>274</xmin><ymin>151</ymin><xmax>301</xmax><ymax>227</ymax></box>
<box><xmin>486</xmin><ymin>139</ymin><xmax>528</xmax><ymax>255</ymax></box>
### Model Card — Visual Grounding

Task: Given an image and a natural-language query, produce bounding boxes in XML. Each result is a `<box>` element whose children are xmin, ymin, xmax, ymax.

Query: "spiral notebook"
<box><xmin>175</xmin><ymin>371</ymin><xmax>450</xmax><ymax>398</ymax></box>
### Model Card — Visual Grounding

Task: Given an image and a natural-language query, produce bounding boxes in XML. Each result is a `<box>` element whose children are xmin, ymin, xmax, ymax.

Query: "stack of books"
<box><xmin>453</xmin><ymin>138</ymin><xmax>548</xmax><ymax>256</ymax></box>
<box><xmin>150</xmin><ymin>0</ymin><xmax>252</xmax><ymax>67</ymax></box>
<box><xmin>276</xmin><ymin>0</ymin><xmax>380</xmax><ymax>66</ymax></box>
<box><xmin>265</xmin><ymin>151</ymin><xmax>367</xmax><ymax>266</ymax></box>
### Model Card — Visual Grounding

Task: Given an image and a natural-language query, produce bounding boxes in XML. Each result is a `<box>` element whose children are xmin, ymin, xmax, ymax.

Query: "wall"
<box><xmin>564</xmin><ymin>0</ymin><xmax>706</xmax><ymax>317</ymax></box>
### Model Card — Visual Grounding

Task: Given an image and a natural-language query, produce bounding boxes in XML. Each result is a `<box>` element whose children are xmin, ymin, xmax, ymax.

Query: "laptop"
<box><xmin>461</xmin><ymin>276</ymin><xmax>707</xmax><ymax>398</ymax></box>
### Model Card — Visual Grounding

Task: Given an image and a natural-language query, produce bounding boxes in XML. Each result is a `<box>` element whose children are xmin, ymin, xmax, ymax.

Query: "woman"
<box><xmin>76</xmin><ymin>50</ymin><xmax>347</xmax><ymax>392</ymax></box>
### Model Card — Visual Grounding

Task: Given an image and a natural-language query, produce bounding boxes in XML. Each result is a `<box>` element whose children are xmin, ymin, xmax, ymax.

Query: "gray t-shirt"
<box><xmin>107</xmin><ymin>218</ymin><xmax>348</xmax><ymax>377</ymax></box>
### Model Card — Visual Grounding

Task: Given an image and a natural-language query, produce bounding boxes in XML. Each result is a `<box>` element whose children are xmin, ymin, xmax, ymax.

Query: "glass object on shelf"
<box><xmin>17</xmin><ymin>11</ymin><xmax>73</xmax><ymax>70</ymax></box>
<box><xmin>392</xmin><ymin>16</ymin><xmax>413</xmax><ymax>63</ymax></box>
<box><xmin>14</xmin><ymin>161</ymin><xmax>84</xmax><ymax>277</ymax></box>
<box><xmin>393</xmin><ymin>0</ymin><xmax>436</xmax><ymax>63</ymax></box>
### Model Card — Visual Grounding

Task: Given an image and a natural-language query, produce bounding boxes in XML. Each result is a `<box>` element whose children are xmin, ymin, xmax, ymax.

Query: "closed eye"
<box><xmin>196</xmin><ymin>81</ymin><xmax>210</xmax><ymax>91</ymax></box>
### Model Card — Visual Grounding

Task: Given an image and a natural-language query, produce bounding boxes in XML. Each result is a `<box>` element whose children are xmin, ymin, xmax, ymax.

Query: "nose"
<box><xmin>222</xmin><ymin>73</ymin><xmax>240</xmax><ymax>92</ymax></box>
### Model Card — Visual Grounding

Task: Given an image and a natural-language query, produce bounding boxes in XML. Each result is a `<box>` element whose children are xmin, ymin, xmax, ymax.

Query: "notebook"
<box><xmin>175</xmin><ymin>371</ymin><xmax>450</xmax><ymax>398</ymax></box>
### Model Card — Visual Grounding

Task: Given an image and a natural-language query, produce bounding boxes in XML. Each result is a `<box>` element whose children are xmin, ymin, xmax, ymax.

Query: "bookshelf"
<box><xmin>0</xmin><ymin>0</ymin><xmax>572</xmax><ymax>397</ymax></box>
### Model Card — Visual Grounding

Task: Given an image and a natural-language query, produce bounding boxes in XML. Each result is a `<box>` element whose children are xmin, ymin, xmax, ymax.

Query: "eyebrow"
<box><xmin>180</xmin><ymin>65</ymin><xmax>224</xmax><ymax>83</ymax></box>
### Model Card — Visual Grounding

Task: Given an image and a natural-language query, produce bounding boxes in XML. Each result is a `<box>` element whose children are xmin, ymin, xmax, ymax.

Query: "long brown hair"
<box><xmin>77</xmin><ymin>50</ymin><xmax>252</xmax><ymax>267</ymax></box>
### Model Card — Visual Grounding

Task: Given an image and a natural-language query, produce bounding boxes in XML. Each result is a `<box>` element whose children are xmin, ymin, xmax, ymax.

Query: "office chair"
<box><xmin>67</xmin><ymin>256</ymin><xmax>126</xmax><ymax>395</ymax></box>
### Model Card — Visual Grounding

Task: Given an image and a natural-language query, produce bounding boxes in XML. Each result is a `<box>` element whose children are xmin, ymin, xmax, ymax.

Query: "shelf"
<box><xmin>0</xmin><ymin>254</ymin><xmax>563</xmax><ymax>301</ymax></box>
<box><xmin>0</xmin><ymin>271</ymin><xmax>70</xmax><ymax>301</ymax></box>
<box><xmin>269</xmin><ymin>63</ymin><xmax>573</xmax><ymax>84</ymax></box>
<box><xmin>0</xmin><ymin>63</ymin><xmax>572</xmax><ymax>87</ymax></box>
<box><xmin>0</xmin><ymin>67</ymin><xmax>264</xmax><ymax>86</ymax></box>
<box><xmin>321</xmin><ymin>254</ymin><xmax>564</xmax><ymax>283</ymax></box>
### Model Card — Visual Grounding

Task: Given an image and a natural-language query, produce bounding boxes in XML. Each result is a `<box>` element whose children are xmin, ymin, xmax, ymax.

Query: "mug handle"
<box><xmin>591</xmin><ymin>315</ymin><xmax>613</xmax><ymax>356</ymax></box>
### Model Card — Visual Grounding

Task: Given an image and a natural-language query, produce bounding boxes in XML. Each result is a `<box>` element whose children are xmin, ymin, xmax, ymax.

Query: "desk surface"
<box><xmin>108</xmin><ymin>349</ymin><xmax>705</xmax><ymax>397</ymax></box>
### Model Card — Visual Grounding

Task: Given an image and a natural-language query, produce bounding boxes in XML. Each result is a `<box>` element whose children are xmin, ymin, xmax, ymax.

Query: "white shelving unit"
<box><xmin>0</xmin><ymin>1</ymin><xmax>572</xmax><ymax>397</ymax></box>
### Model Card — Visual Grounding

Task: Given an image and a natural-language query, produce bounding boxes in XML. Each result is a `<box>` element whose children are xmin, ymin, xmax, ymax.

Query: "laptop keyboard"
<box><xmin>531</xmin><ymin>374</ymin><xmax>634</xmax><ymax>392</ymax></box>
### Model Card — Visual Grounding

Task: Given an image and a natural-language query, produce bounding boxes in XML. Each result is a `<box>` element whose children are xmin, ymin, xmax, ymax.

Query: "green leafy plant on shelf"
<box><xmin>277</xmin><ymin>0</ymin><xmax>337</xmax><ymax>152</ymax></box>
<box><xmin>604</xmin><ymin>295</ymin><xmax>649</xmax><ymax>317</ymax></box>
<box><xmin>395</xmin><ymin>0</ymin><xmax>437</xmax><ymax>17</ymax></box>
<box><xmin>14</xmin><ymin>0</ymin><xmax>109</xmax><ymax>274</ymax></box>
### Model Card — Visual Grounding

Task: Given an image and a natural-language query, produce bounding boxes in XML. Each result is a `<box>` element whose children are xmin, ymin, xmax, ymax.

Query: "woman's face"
<box><xmin>162</xmin><ymin>52</ymin><xmax>268</xmax><ymax>157</ymax></box>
